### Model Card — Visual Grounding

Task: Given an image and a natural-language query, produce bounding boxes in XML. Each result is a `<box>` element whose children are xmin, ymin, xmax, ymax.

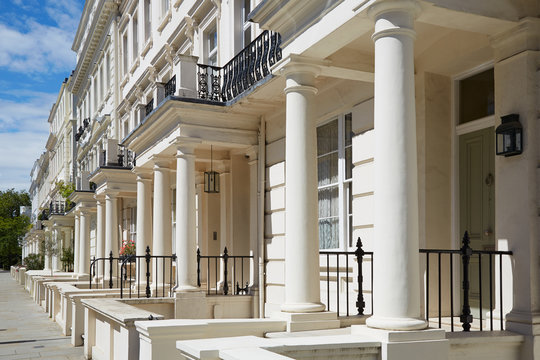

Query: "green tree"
<box><xmin>0</xmin><ymin>189</ymin><xmax>31</xmax><ymax>269</ymax></box>
<box><xmin>56</xmin><ymin>180</ymin><xmax>75</xmax><ymax>209</ymax></box>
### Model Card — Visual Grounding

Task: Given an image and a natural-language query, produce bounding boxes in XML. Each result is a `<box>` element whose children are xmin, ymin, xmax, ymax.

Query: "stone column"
<box><xmin>248</xmin><ymin>154</ymin><xmax>259</xmax><ymax>289</ymax></box>
<box><xmin>365</xmin><ymin>0</ymin><xmax>426</xmax><ymax>330</ymax></box>
<box><xmin>52</xmin><ymin>227</ymin><xmax>61</xmax><ymax>272</ymax></box>
<box><xmin>281</xmin><ymin>62</ymin><xmax>324</xmax><ymax>313</ymax></box>
<box><xmin>152</xmin><ymin>159</ymin><xmax>172</xmax><ymax>288</ymax></box>
<box><xmin>95</xmin><ymin>198</ymin><xmax>105</xmax><ymax>279</ymax></box>
<box><xmin>135</xmin><ymin>169</ymin><xmax>153</xmax><ymax>286</ymax></box>
<box><xmin>78</xmin><ymin>209</ymin><xmax>91</xmax><ymax>276</ymax></box>
<box><xmin>175</xmin><ymin>145</ymin><xmax>198</xmax><ymax>291</ymax></box>
<box><xmin>43</xmin><ymin>232</ymin><xmax>51</xmax><ymax>271</ymax></box>
<box><xmin>105</xmin><ymin>192</ymin><xmax>119</xmax><ymax>282</ymax></box>
<box><xmin>74</xmin><ymin>213</ymin><xmax>80</xmax><ymax>274</ymax></box>
<box><xmin>219</xmin><ymin>169</ymin><xmax>232</xmax><ymax>253</ymax></box>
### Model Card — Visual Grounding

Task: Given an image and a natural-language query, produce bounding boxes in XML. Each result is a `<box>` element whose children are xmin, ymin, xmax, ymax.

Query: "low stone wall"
<box><xmin>137</xmin><ymin>318</ymin><xmax>288</xmax><ymax>360</ymax></box>
<box><xmin>448</xmin><ymin>331</ymin><xmax>524</xmax><ymax>360</ymax></box>
<box><xmin>82</xmin><ymin>298</ymin><xmax>165</xmax><ymax>360</ymax></box>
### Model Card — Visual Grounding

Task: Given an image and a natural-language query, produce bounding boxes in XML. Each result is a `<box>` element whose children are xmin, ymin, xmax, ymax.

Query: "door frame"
<box><xmin>450</xmin><ymin>61</ymin><xmax>495</xmax><ymax>313</ymax></box>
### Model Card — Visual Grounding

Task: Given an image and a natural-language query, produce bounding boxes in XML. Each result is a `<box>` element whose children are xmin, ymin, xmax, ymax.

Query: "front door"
<box><xmin>459</xmin><ymin>127</ymin><xmax>495</xmax><ymax>318</ymax></box>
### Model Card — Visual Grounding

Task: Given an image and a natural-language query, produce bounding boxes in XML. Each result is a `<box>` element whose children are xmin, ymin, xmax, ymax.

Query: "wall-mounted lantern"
<box><xmin>496</xmin><ymin>114</ymin><xmax>522</xmax><ymax>157</ymax></box>
<box><xmin>204</xmin><ymin>145</ymin><xmax>220</xmax><ymax>193</ymax></box>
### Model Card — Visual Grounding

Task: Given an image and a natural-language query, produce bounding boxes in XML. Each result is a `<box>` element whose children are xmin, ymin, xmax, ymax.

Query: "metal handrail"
<box><xmin>196</xmin><ymin>30</ymin><xmax>282</xmax><ymax>102</ymax></box>
<box><xmin>420</xmin><ymin>231</ymin><xmax>513</xmax><ymax>332</ymax></box>
<box><xmin>197</xmin><ymin>247</ymin><xmax>253</xmax><ymax>295</ymax></box>
<box><xmin>320</xmin><ymin>237</ymin><xmax>373</xmax><ymax>316</ymax></box>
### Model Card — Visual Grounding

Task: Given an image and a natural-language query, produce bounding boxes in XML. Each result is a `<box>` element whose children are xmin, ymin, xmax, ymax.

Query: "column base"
<box><xmin>174</xmin><ymin>284</ymin><xmax>200</xmax><ymax>292</ymax></box>
<box><xmin>174</xmin><ymin>290</ymin><xmax>207</xmax><ymax>319</ymax></box>
<box><xmin>281</xmin><ymin>301</ymin><xmax>326</xmax><ymax>313</ymax></box>
<box><xmin>273</xmin><ymin>311</ymin><xmax>340</xmax><ymax>332</ymax></box>
<box><xmin>506</xmin><ymin>310</ymin><xmax>540</xmax><ymax>335</ymax></box>
<box><xmin>76</xmin><ymin>273</ymin><xmax>90</xmax><ymax>281</ymax></box>
<box><xmin>366</xmin><ymin>315</ymin><xmax>428</xmax><ymax>331</ymax></box>
<box><xmin>352</xmin><ymin>325</ymin><xmax>448</xmax><ymax>360</ymax></box>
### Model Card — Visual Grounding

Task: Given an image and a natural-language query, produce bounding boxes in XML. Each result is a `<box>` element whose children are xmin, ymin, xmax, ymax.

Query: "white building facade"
<box><xmin>20</xmin><ymin>0</ymin><xmax>540</xmax><ymax>359</ymax></box>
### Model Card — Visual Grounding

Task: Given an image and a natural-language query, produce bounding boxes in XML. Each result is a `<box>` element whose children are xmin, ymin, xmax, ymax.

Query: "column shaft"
<box><xmin>105</xmin><ymin>194</ymin><xmax>119</xmax><ymax>280</ymax></box>
<box><xmin>175</xmin><ymin>147</ymin><xmax>198</xmax><ymax>291</ymax></box>
<box><xmin>74</xmin><ymin>214</ymin><xmax>80</xmax><ymax>274</ymax></box>
<box><xmin>52</xmin><ymin>228</ymin><xmax>61</xmax><ymax>271</ymax></box>
<box><xmin>96</xmin><ymin>200</ymin><xmax>105</xmax><ymax>261</ymax></box>
<box><xmin>152</xmin><ymin>162</ymin><xmax>172</xmax><ymax>287</ymax></box>
<box><xmin>366</xmin><ymin>0</ymin><xmax>426</xmax><ymax>330</ymax></box>
<box><xmin>136</xmin><ymin>172</ymin><xmax>153</xmax><ymax>286</ymax></box>
<box><xmin>79</xmin><ymin>211</ymin><xmax>91</xmax><ymax>275</ymax></box>
<box><xmin>282</xmin><ymin>67</ymin><xmax>324</xmax><ymax>313</ymax></box>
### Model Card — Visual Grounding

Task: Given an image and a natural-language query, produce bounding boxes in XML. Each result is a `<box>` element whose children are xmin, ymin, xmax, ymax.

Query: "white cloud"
<box><xmin>44</xmin><ymin>0</ymin><xmax>82</xmax><ymax>31</ymax></box>
<box><xmin>0</xmin><ymin>21</ymin><xmax>76</xmax><ymax>74</ymax></box>
<box><xmin>0</xmin><ymin>0</ymin><xmax>82</xmax><ymax>75</ymax></box>
<box><xmin>0</xmin><ymin>91</ymin><xmax>55</xmax><ymax>132</ymax></box>
<box><xmin>0</xmin><ymin>131</ymin><xmax>47</xmax><ymax>191</ymax></box>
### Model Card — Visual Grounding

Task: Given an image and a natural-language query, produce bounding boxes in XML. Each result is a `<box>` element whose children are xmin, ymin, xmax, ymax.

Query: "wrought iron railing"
<box><xmin>320</xmin><ymin>238</ymin><xmax>373</xmax><ymax>317</ymax></box>
<box><xmin>145</xmin><ymin>99</ymin><xmax>154</xmax><ymax>116</ymax></box>
<box><xmin>75</xmin><ymin>118</ymin><xmax>91</xmax><ymax>142</ymax></box>
<box><xmin>420</xmin><ymin>231</ymin><xmax>513</xmax><ymax>332</ymax></box>
<box><xmin>89</xmin><ymin>247</ymin><xmax>176</xmax><ymax>298</ymax></box>
<box><xmin>164</xmin><ymin>76</ymin><xmax>176</xmax><ymax>98</ymax></box>
<box><xmin>197</xmin><ymin>247</ymin><xmax>253</xmax><ymax>295</ymax></box>
<box><xmin>197</xmin><ymin>30</ymin><xmax>282</xmax><ymax>103</ymax></box>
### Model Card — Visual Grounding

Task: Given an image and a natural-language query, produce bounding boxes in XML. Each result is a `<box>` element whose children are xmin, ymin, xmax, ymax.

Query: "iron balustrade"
<box><xmin>320</xmin><ymin>238</ymin><xmax>373</xmax><ymax>317</ymax></box>
<box><xmin>197</xmin><ymin>30</ymin><xmax>282</xmax><ymax>102</ymax></box>
<box><xmin>164</xmin><ymin>76</ymin><xmax>176</xmax><ymax>98</ymax></box>
<box><xmin>89</xmin><ymin>247</ymin><xmax>176</xmax><ymax>298</ymax></box>
<box><xmin>420</xmin><ymin>231</ymin><xmax>513</xmax><ymax>332</ymax></box>
<box><xmin>119</xmin><ymin>246</ymin><xmax>177</xmax><ymax>298</ymax></box>
<box><xmin>196</xmin><ymin>247</ymin><xmax>253</xmax><ymax>295</ymax></box>
<box><xmin>197</xmin><ymin>65</ymin><xmax>222</xmax><ymax>101</ymax></box>
<box><xmin>145</xmin><ymin>99</ymin><xmax>154</xmax><ymax>116</ymax></box>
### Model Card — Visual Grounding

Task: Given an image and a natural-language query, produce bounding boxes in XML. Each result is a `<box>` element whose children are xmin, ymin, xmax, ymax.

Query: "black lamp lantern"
<box><xmin>496</xmin><ymin>114</ymin><xmax>522</xmax><ymax>157</ymax></box>
<box><xmin>204</xmin><ymin>145</ymin><xmax>220</xmax><ymax>193</ymax></box>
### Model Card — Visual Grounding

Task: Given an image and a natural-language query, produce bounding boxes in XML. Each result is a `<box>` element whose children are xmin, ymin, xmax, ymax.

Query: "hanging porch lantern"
<box><xmin>496</xmin><ymin>114</ymin><xmax>522</xmax><ymax>157</ymax></box>
<box><xmin>204</xmin><ymin>145</ymin><xmax>220</xmax><ymax>193</ymax></box>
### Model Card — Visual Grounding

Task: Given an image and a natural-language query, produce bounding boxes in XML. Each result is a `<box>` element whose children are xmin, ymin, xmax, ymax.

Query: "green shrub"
<box><xmin>24</xmin><ymin>253</ymin><xmax>44</xmax><ymax>270</ymax></box>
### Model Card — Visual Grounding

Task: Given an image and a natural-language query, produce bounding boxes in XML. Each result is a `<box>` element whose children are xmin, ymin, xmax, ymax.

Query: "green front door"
<box><xmin>459</xmin><ymin>127</ymin><xmax>495</xmax><ymax>318</ymax></box>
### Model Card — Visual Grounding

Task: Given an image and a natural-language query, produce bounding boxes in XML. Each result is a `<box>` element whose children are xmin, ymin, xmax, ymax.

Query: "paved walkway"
<box><xmin>0</xmin><ymin>270</ymin><xmax>84</xmax><ymax>360</ymax></box>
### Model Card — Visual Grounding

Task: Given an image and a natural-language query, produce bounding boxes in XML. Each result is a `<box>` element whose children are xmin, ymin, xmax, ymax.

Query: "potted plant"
<box><xmin>119</xmin><ymin>240</ymin><xmax>136</xmax><ymax>262</ymax></box>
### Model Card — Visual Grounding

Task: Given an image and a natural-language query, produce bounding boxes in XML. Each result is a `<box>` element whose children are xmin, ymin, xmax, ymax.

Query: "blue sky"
<box><xmin>0</xmin><ymin>0</ymin><xmax>85</xmax><ymax>191</ymax></box>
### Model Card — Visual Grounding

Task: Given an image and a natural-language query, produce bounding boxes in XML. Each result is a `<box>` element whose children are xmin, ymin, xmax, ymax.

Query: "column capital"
<box><xmin>172</xmin><ymin>136</ymin><xmax>201</xmax><ymax>154</ymax></box>
<box><xmin>368</xmin><ymin>0</ymin><xmax>420</xmax><ymax>42</ymax></box>
<box><xmin>104</xmin><ymin>190</ymin><xmax>120</xmax><ymax>199</ymax></box>
<box><xmin>79</xmin><ymin>208</ymin><xmax>92</xmax><ymax>216</ymax></box>
<box><xmin>151</xmin><ymin>155</ymin><xmax>172</xmax><ymax>169</ymax></box>
<box><xmin>273</xmin><ymin>54</ymin><xmax>327</xmax><ymax>78</ymax></box>
<box><xmin>132</xmin><ymin>166</ymin><xmax>153</xmax><ymax>179</ymax></box>
<box><xmin>367</xmin><ymin>0</ymin><xmax>420</xmax><ymax>20</ymax></box>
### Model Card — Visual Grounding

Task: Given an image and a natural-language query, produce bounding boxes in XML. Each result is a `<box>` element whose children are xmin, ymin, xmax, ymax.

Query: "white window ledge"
<box><xmin>158</xmin><ymin>10</ymin><xmax>172</xmax><ymax>33</ymax></box>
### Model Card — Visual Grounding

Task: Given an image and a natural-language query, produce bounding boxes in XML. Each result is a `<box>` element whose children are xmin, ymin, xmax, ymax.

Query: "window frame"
<box><xmin>317</xmin><ymin>112</ymin><xmax>354</xmax><ymax>251</ymax></box>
